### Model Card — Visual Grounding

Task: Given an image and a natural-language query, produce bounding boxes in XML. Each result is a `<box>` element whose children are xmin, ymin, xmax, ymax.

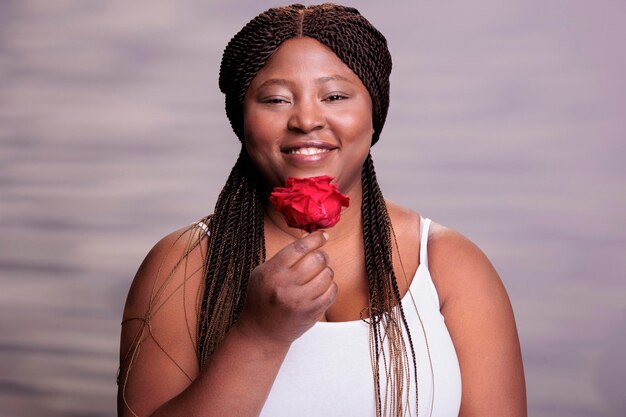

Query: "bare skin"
<box><xmin>118</xmin><ymin>206</ymin><xmax>526</xmax><ymax>417</ymax></box>
<box><xmin>429</xmin><ymin>222</ymin><xmax>527</xmax><ymax>416</ymax></box>
<box><xmin>119</xmin><ymin>228</ymin><xmax>336</xmax><ymax>417</ymax></box>
<box><xmin>118</xmin><ymin>37</ymin><xmax>526</xmax><ymax>416</ymax></box>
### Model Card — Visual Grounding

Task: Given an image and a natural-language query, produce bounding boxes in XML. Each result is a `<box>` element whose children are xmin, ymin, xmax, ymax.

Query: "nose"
<box><xmin>287</xmin><ymin>98</ymin><xmax>325</xmax><ymax>134</ymax></box>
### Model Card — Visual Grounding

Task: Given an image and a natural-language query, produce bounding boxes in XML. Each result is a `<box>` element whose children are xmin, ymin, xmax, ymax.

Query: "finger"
<box><xmin>310</xmin><ymin>279</ymin><xmax>338</xmax><ymax>312</ymax></box>
<box><xmin>300</xmin><ymin>266</ymin><xmax>335</xmax><ymax>300</ymax></box>
<box><xmin>272</xmin><ymin>230</ymin><xmax>329</xmax><ymax>268</ymax></box>
<box><xmin>290</xmin><ymin>249</ymin><xmax>329</xmax><ymax>285</ymax></box>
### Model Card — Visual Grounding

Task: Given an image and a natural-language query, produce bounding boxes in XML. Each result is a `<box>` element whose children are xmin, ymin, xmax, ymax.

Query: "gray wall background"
<box><xmin>1</xmin><ymin>1</ymin><xmax>624</xmax><ymax>416</ymax></box>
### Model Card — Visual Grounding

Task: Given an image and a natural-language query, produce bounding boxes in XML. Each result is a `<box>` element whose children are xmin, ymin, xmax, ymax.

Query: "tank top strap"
<box><xmin>194</xmin><ymin>220</ymin><xmax>210</xmax><ymax>236</ymax></box>
<box><xmin>419</xmin><ymin>217</ymin><xmax>432</xmax><ymax>268</ymax></box>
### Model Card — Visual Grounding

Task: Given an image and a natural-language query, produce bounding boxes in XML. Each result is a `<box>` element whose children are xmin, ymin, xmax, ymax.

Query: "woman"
<box><xmin>118</xmin><ymin>4</ymin><xmax>526</xmax><ymax>417</ymax></box>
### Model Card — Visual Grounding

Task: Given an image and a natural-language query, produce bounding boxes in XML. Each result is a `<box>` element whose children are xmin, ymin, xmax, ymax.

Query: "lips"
<box><xmin>281</xmin><ymin>141</ymin><xmax>337</xmax><ymax>154</ymax></box>
<box><xmin>280</xmin><ymin>141</ymin><xmax>338</xmax><ymax>165</ymax></box>
<box><xmin>286</xmin><ymin>147</ymin><xmax>331</xmax><ymax>155</ymax></box>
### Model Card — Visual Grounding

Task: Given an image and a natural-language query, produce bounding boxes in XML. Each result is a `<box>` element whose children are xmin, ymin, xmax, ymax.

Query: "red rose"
<box><xmin>269</xmin><ymin>176</ymin><xmax>350</xmax><ymax>233</ymax></box>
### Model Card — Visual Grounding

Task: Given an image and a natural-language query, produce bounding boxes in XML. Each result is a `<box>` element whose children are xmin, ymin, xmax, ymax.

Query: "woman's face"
<box><xmin>243</xmin><ymin>37</ymin><xmax>374</xmax><ymax>196</ymax></box>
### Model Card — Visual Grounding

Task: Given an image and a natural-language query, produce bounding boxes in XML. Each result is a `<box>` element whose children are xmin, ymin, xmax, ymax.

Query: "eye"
<box><xmin>324</xmin><ymin>93</ymin><xmax>348</xmax><ymax>102</ymax></box>
<box><xmin>262</xmin><ymin>97</ymin><xmax>290</xmax><ymax>104</ymax></box>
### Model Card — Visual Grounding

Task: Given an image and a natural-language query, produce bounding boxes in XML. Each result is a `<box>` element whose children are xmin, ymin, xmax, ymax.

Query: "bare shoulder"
<box><xmin>123</xmin><ymin>222</ymin><xmax>209</xmax><ymax>323</ymax></box>
<box><xmin>118</xmin><ymin>221</ymin><xmax>209</xmax><ymax>417</ymax></box>
<box><xmin>385</xmin><ymin>200</ymin><xmax>421</xmax><ymax>239</ymax></box>
<box><xmin>427</xmin><ymin>220</ymin><xmax>514</xmax><ymax>331</ymax></box>
<box><xmin>385</xmin><ymin>200</ymin><xmax>420</xmax><ymax>223</ymax></box>
<box><xmin>427</xmin><ymin>221</ymin><xmax>527</xmax><ymax>416</ymax></box>
<box><xmin>426</xmin><ymin>222</ymin><xmax>504</xmax><ymax>309</ymax></box>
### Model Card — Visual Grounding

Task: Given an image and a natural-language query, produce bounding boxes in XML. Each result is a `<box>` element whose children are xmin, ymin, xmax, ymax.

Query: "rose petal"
<box><xmin>269</xmin><ymin>175</ymin><xmax>350</xmax><ymax>232</ymax></box>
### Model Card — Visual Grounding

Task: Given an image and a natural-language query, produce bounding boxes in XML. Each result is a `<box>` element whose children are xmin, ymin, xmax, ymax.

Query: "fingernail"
<box><xmin>322</xmin><ymin>231</ymin><xmax>329</xmax><ymax>241</ymax></box>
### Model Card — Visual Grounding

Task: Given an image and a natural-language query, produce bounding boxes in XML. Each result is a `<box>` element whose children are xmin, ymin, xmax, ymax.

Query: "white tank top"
<box><xmin>196</xmin><ymin>217</ymin><xmax>462</xmax><ymax>416</ymax></box>
<box><xmin>260</xmin><ymin>218</ymin><xmax>461</xmax><ymax>417</ymax></box>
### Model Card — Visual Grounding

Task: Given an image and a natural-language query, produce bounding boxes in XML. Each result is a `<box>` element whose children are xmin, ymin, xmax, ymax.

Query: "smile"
<box><xmin>287</xmin><ymin>147</ymin><xmax>332</xmax><ymax>155</ymax></box>
<box><xmin>281</xmin><ymin>142</ymin><xmax>337</xmax><ymax>166</ymax></box>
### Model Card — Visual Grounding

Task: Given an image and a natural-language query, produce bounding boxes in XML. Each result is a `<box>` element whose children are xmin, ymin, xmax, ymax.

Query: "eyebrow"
<box><xmin>316</xmin><ymin>74</ymin><xmax>350</xmax><ymax>84</ymax></box>
<box><xmin>257</xmin><ymin>74</ymin><xmax>351</xmax><ymax>89</ymax></box>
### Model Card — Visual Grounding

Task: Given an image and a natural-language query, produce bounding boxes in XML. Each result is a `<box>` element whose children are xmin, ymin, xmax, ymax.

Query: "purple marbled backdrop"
<box><xmin>1</xmin><ymin>1</ymin><xmax>625</xmax><ymax>416</ymax></box>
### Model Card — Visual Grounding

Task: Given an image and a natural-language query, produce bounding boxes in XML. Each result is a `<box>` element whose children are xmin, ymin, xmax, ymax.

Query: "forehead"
<box><xmin>250</xmin><ymin>37</ymin><xmax>363</xmax><ymax>86</ymax></box>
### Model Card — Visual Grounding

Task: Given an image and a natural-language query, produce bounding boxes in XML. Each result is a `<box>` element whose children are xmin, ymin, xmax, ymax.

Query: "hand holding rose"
<box><xmin>235</xmin><ymin>176</ymin><xmax>346</xmax><ymax>346</ymax></box>
<box><xmin>235</xmin><ymin>231</ymin><xmax>337</xmax><ymax>346</ymax></box>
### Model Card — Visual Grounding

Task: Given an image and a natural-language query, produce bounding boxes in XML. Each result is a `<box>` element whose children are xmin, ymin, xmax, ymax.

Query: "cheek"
<box><xmin>243</xmin><ymin>109</ymin><xmax>264</xmax><ymax>145</ymax></box>
<box><xmin>242</xmin><ymin>110</ymin><xmax>283</xmax><ymax>185</ymax></box>
<box><xmin>331</xmin><ymin>107</ymin><xmax>374</xmax><ymax>147</ymax></box>
<box><xmin>243</xmin><ymin>110</ymin><xmax>279</xmax><ymax>152</ymax></box>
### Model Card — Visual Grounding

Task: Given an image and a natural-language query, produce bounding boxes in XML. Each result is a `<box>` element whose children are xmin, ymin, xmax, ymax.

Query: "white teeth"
<box><xmin>288</xmin><ymin>147</ymin><xmax>331</xmax><ymax>155</ymax></box>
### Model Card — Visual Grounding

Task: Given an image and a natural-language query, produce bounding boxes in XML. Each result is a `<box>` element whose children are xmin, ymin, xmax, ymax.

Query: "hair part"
<box><xmin>218</xmin><ymin>3</ymin><xmax>392</xmax><ymax>145</ymax></box>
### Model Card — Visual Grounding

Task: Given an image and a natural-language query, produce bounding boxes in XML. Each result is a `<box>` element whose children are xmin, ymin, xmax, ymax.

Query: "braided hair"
<box><xmin>219</xmin><ymin>3</ymin><xmax>391</xmax><ymax>145</ymax></box>
<box><xmin>198</xmin><ymin>4</ymin><xmax>418</xmax><ymax>416</ymax></box>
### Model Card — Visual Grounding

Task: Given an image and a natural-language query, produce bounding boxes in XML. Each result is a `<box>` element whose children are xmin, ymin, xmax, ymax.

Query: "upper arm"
<box><xmin>428</xmin><ymin>224</ymin><xmax>527</xmax><ymax>417</ymax></box>
<box><xmin>118</xmin><ymin>224</ymin><xmax>208</xmax><ymax>417</ymax></box>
